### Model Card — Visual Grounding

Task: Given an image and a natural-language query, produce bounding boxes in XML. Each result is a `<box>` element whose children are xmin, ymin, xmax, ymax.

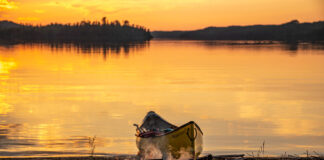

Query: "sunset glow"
<box><xmin>0</xmin><ymin>0</ymin><xmax>323</xmax><ymax>30</ymax></box>
<box><xmin>1</xmin><ymin>0</ymin><xmax>324</xmax><ymax>158</ymax></box>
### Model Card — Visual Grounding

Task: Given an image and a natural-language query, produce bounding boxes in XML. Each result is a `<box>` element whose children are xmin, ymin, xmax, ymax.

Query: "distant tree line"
<box><xmin>152</xmin><ymin>20</ymin><xmax>324</xmax><ymax>42</ymax></box>
<box><xmin>0</xmin><ymin>17</ymin><xmax>152</xmax><ymax>43</ymax></box>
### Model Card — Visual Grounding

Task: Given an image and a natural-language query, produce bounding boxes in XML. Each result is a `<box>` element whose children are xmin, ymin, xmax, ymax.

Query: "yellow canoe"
<box><xmin>136</xmin><ymin>119</ymin><xmax>203</xmax><ymax>159</ymax></box>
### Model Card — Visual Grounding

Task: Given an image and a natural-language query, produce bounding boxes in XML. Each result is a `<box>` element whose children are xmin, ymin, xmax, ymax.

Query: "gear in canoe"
<box><xmin>134</xmin><ymin>111</ymin><xmax>203</xmax><ymax>160</ymax></box>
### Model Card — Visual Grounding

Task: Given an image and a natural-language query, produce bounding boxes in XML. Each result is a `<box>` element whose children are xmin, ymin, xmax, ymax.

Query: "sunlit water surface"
<box><xmin>0</xmin><ymin>41</ymin><xmax>324</xmax><ymax>157</ymax></box>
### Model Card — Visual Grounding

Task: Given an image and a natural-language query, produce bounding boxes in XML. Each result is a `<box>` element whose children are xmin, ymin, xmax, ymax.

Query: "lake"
<box><xmin>0</xmin><ymin>40</ymin><xmax>324</xmax><ymax>157</ymax></box>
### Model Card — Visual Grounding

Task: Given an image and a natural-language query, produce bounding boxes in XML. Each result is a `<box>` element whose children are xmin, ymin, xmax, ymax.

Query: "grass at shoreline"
<box><xmin>0</xmin><ymin>155</ymin><xmax>323</xmax><ymax>160</ymax></box>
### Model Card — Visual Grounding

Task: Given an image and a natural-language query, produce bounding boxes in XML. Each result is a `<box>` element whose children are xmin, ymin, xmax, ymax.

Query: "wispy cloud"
<box><xmin>44</xmin><ymin>1</ymin><xmax>128</xmax><ymax>15</ymax></box>
<box><xmin>0</xmin><ymin>0</ymin><xmax>17</xmax><ymax>10</ymax></box>
<box><xmin>0</xmin><ymin>0</ymin><xmax>17</xmax><ymax>19</ymax></box>
<box><xmin>81</xmin><ymin>5</ymin><xmax>128</xmax><ymax>15</ymax></box>
<box><xmin>17</xmin><ymin>16</ymin><xmax>40</xmax><ymax>21</ymax></box>
<box><xmin>34</xmin><ymin>9</ymin><xmax>45</xmax><ymax>13</ymax></box>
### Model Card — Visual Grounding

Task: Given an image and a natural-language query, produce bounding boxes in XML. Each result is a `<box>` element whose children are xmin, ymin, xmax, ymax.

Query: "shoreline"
<box><xmin>0</xmin><ymin>155</ymin><xmax>323</xmax><ymax>160</ymax></box>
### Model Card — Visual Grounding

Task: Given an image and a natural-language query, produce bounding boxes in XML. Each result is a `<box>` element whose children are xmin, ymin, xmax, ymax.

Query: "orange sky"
<box><xmin>0</xmin><ymin>0</ymin><xmax>323</xmax><ymax>30</ymax></box>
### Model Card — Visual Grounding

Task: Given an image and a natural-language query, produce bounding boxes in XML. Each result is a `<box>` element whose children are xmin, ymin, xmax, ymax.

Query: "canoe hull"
<box><xmin>136</xmin><ymin>121</ymin><xmax>203</xmax><ymax>159</ymax></box>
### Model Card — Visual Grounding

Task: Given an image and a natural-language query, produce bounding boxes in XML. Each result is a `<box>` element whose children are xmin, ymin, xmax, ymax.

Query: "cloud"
<box><xmin>0</xmin><ymin>0</ymin><xmax>17</xmax><ymax>10</ymax></box>
<box><xmin>0</xmin><ymin>0</ymin><xmax>17</xmax><ymax>17</ymax></box>
<box><xmin>46</xmin><ymin>1</ymin><xmax>128</xmax><ymax>15</ymax></box>
<box><xmin>17</xmin><ymin>16</ymin><xmax>40</xmax><ymax>21</ymax></box>
<box><xmin>34</xmin><ymin>9</ymin><xmax>45</xmax><ymax>13</ymax></box>
<box><xmin>45</xmin><ymin>1</ymin><xmax>71</xmax><ymax>8</ymax></box>
<box><xmin>83</xmin><ymin>5</ymin><xmax>128</xmax><ymax>15</ymax></box>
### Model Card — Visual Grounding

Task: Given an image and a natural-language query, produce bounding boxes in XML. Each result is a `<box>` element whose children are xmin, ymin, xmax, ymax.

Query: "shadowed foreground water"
<box><xmin>0</xmin><ymin>41</ymin><xmax>324</xmax><ymax>157</ymax></box>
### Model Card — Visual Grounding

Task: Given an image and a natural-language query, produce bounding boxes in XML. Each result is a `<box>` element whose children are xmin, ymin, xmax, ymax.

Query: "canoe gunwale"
<box><xmin>136</xmin><ymin>121</ymin><xmax>203</xmax><ymax>138</ymax></box>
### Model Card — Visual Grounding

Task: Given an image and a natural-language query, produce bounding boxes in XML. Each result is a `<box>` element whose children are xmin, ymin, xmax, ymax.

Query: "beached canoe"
<box><xmin>134</xmin><ymin>111</ymin><xmax>203</xmax><ymax>159</ymax></box>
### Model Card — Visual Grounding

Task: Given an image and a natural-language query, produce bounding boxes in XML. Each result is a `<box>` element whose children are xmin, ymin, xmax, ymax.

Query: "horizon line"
<box><xmin>1</xmin><ymin>19</ymin><xmax>324</xmax><ymax>32</ymax></box>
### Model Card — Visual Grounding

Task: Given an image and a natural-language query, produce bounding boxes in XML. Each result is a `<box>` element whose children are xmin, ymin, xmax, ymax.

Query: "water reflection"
<box><xmin>0</xmin><ymin>41</ymin><xmax>150</xmax><ymax>60</ymax></box>
<box><xmin>47</xmin><ymin>42</ymin><xmax>149</xmax><ymax>54</ymax></box>
<box><xmin>0</xmin><ymin>40</ymin><xmax>324</xmax><ymax>157</ymax></box>
<box><xmin>0</xmin><ymin>123</ymin><xmax>111</xmax><ymax>156</ymax></box>
<box><xmin>0</xmin><ymin>61</ymin><xmax>16</xmax><ymax>74</ymax></box>
<box><xmin>0</xmin><ymin>124</ymin><xmax>35</xmax><ymax>149</ymax></box>
<box><xmin>193</xmin><ymin>41</ymin><xmax>324</xmax><ymax>53</ymax></box>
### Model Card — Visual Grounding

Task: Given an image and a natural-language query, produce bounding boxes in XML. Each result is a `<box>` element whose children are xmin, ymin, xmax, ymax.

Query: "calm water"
<box><xmin>0</xmin><ymin>41</ymin><xmax>324</xmax><ymax>157</ymax></box>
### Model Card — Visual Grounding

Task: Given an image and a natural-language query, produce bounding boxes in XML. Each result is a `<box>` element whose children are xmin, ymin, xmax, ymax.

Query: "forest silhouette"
<box><xmin>0</xmin><ymin>17</ymin><xmax>152</xmax><ymax>43</ymax></box>
<box><xmin>152</xmin><ymin>20</ymin><xmax>324</xmax><ymax>42</ymax></box>
<box><xmin>0</xmin><ymin>19</ymin><xmax>324</xmax><ymax>43</ymax></box>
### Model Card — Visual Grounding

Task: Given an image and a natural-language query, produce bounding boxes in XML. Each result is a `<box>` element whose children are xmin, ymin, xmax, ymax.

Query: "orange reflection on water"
<box><xmin>0</xmin><ymin>61</ymin><xmax>16</xmax><ymax>74</ymax></box>
<box><xmin>0</xmin><ymin>59</ymin><xmax>16</xmax><ymax>116</ymax></box>
<box><xmin>0</xmin><ymin>41</ymin><xmax>324</xmax><ymax>156</ymax></box>
<box><xmin>0</xmin><ymin>93</ymin><xmax>12</xmax><ymax>115</ymax></box>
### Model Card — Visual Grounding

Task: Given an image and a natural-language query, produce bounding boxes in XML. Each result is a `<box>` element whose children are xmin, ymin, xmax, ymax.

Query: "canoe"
<box><xmin>135</xmin><ymin>111</ymin><xmax>203</xmax><ymax>159</ymax></box>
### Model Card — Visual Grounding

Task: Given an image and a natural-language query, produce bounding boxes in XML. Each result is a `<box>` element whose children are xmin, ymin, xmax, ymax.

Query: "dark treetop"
<box><xmin>152</xmin><ymin>20</ymin><xmax>324</xmax><ymax>42</ymax></box>
<box><xmin>0</xmin><ymin>18</ymin><xmax>152</xmax><ymax>43</ymax></box>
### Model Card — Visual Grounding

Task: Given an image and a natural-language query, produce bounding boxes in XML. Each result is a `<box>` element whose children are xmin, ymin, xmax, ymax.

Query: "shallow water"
<box><xmin>0</xmin><ymin>40</ymin><xmax>324</xmax><ymax>157</ymax></box>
